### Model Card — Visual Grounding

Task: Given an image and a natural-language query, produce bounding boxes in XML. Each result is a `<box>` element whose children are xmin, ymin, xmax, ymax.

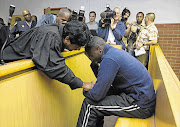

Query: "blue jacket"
<box><xmin>10</xmin><ymin>20</ymin><xmax>36</xmax><ymax>40</ymax></box>
<box><xmin>98</xmin><ymin>21</ymin><xmax>126</xmax><ymax>49</ymax></box>
<box><xmin>84</xmin><ymin>44</ymin><xmax>156</xmax><ymax>108</ymax></box>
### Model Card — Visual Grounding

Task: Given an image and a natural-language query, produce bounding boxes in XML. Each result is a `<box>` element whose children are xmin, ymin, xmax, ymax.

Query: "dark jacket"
<box><xmin>3</xmin><ymin>24</ymin><xmax>83</xmax><ymax>90</ymax></box>
<box><xmin>10</xmin><ymin>20</ymin><xmax>36</xmax><ymax>40</ymax></box>
<box><xmin>0</xmin><ymin>24</ymin><xmax>8</xmax><ymax>49</ymax></box>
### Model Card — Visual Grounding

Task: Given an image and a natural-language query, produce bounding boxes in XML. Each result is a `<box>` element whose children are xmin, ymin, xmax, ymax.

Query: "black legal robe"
<box><xmin>3</xmin><ymin>24</ymin><xmax>83</xmax><ymax>89</ymax></box>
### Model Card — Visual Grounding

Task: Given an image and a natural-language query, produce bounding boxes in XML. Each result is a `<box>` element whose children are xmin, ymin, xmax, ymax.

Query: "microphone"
<box><xmin>8</xmin><ymin>5</ymin><xmax>15</xmax><ymax>26</ymax></box>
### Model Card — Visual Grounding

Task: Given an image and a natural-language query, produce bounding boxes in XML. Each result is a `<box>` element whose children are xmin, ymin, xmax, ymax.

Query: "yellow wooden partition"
<box><xmin>115</xmin><ymin>44</ymin><xmax>180</xmax><ymax>127</ymax></box>
<box><xmin>0</xmin><ymin>48</ymin><xmax>96</xmax><ymax>127</ymax></box>
<box><xmin>148</xmin><ymin>45</ymin><xmax>180</xmax><ymax>127</ymax></box>
<box><xmin>0</xmin><ymin>45</ymin><xmax>122</xmax><ymax>127</ymax></box>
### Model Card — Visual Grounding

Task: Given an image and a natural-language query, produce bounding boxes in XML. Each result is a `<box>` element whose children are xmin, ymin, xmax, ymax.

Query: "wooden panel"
<box><xmin>10</xmin><ymin>15</ymin><xmax>23</xmax><ymax>28</ymax></box>
<box><xmin>115</xmin><ymin>116</ymin><xmax>154</xmax><ymax>127</ymax></box>
<box><xmin>153</xmin><ymin>46</ymin><xmax>180</xmax><ymax>127</ymax></box>
<box><xmin>0</xmin><ymin>50</ymin><xmax>96</xmax><ymax>127</ymax></box>
<box><xmin>115</xmin><ymin>45</ymin><xmax>180</xmax><ymax>127</ymax></box>
<box><xmin>44</xmin><ymin>7</ymin><xmax>67</xmax><ymax>15</ymax></box>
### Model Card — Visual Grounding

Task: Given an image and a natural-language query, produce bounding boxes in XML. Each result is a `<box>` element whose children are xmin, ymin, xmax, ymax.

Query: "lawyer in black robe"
<box><xmin>2</xmin><ymin>21</ymin><xmax>91</xmax><ymax>90</ymax></box>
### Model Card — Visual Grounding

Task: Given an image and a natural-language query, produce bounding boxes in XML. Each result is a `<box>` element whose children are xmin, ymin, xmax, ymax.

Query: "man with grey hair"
<box><xmin>98</xmin><ymin>7</ymin><xmax>126</xmax><ymax>49</ymax></box>
<box><xmin>77</xmin><ymin>36</ymin><xmax>156</xmax><ymax>127</ymax></box>
<box><xmin>36</xmin><ymin>8</ymin><xmax>71</xmax><ymax>27</ymax></box>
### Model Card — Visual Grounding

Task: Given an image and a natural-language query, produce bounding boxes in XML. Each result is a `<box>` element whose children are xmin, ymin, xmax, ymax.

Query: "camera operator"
<box><xmin>121</xmin><ymin>8</ymin><xmax>131</xmax><ymax>50</ymax></box>
<box><xmin>126</xmin><ymin>12</ymin><xmax>145</xmax><ymax>56</ymax></box>
<box><xmin>98</xmin><ymin>7</ymin><xmax>126</xmax><ymax>50</ymax></box>
<box><xmin>121</xmin><ymin>8</ymin><xmax>131</xmax><ymax>24</ymax></box>
<box><xmin>121</xmin><ymin>8</ymin><xmax>131</xmax><ymax>37</ymax></box>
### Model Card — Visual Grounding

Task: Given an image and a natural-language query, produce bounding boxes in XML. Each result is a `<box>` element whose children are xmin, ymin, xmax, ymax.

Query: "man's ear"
<box><xmin>64</xmin><ymin>36</ymin><xmax>70</xmax><ymax>45</ymax></box>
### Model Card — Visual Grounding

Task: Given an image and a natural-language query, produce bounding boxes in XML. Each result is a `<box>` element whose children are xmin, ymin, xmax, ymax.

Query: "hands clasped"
<box><xmin>82</xmin><ymin>81</ymin><xmax>94</xmax><ymax>91</ymax></box>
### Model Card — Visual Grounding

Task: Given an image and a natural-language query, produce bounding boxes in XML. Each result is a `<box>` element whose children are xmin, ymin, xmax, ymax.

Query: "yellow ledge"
<box><xmin>0</xmin><ymin>59</ymin><xmax>35</xmax><ymax>77</ymax></box>
<box><xmin>0</xmin><ymin>45</ymin><xmax>122</xmax><ymax>77</ymax></box>
<box><xmin>0</xmin><ymin>48</ymin><xmax>85</xmax><ymax>77</ymax></box>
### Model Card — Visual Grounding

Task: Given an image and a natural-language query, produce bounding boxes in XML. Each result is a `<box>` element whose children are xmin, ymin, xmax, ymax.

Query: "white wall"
<box><xmin>0</xmin><ymin>0</ymin><xmax>180</xmax><ymax>25</ymax></box>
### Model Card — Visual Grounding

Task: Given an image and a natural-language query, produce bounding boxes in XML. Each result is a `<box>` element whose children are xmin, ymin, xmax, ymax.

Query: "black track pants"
<box><xmin>77</xmin><ymin>93</ymin><xmax>155</xmax><ymax>127</ymax></box>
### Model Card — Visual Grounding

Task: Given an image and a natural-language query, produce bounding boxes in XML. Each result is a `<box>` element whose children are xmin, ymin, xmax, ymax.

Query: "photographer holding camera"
<box><xmin>126</xmin><ymin>12</ymin><xmax>145</xmax><ymax>56</ymax></box>
<box><xmin>98</xmin><ymin>6</ymin><xmax>126</xmax><ymax>50</ymax></box>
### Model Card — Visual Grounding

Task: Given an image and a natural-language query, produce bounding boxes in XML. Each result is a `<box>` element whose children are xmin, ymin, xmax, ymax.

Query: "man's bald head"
<box><xmin>56</xmin><ymin>9</ymin><xmax>71</xmax><ymax>24</ymax></box>
<box><xmin>22</xmin><ymin>10</ymin><xmax>30</xmax><ymax>16</ymax></box>
<box><xmin>22</xmin><ymin>10</ymin><xmax>31</xmax><ymax>22</ymax></box>
<box><xmin>57</xmin><ymin>9</ymin><xmax>71</xmax><ymax>17</ymax></box>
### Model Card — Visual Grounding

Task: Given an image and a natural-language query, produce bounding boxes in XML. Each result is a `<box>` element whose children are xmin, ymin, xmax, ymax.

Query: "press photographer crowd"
<box><xmin>0</xmin><ymin>4</ymin><xmax>158</xmax><ymax>127</ymax></box>
<box><xmin>0</xmin><ymin>4</ymin><xmax>158</xmax><ymax>68</ymax></box>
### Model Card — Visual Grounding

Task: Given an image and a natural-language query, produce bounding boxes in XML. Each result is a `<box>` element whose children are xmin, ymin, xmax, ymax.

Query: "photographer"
<box><xmin>121</xmin><ymin>8</ymin><xmax>131</xmax><ymax>50</ymax></box>
<box><xmin>126</xmin><ymin>12</ymin><xmax>145</xmax><ymax>56</ymax></box>
<box><xmin>98</xmin><ymin>7</ymin><xmax>126</xmax><ymax>50</ymax></box>
<box><xmin>121</xmin><ymin>8</ymin><xmax>131</xmax><ymax>24</ymax></box>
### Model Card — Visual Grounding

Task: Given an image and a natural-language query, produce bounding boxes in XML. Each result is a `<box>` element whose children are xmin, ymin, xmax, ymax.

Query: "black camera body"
<box><xmin>99</xmin><ymin>4</ymin><xmax>116</xmax><ymax>27</ymax></box>
<box><xmin>8</xmin><ymin>5</ymin><xmax>15</xmax><ymax>26</ymax></box>
<box><xmin>70</xmin><ymin>6</ymin><xmax>85</xmax><ymax>22</ymax></box>
<box><xmin>127</xmin><ymin>26</ymin><xmax>141</xmax><ymax>56</ymax></box>
<box><xmin>128</xmin><ymin>26</ymin><xmax>141</xmax><ymax>45</ymax></box>
<box><xmin>78</xmin><ymin>6</ymin><xmax>85</xmax><ymax>22</ymax></box>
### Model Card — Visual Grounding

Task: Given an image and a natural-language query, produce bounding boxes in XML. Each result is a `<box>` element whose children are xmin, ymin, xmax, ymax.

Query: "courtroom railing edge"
<box><xmin>0</xmin><ymin>48</ymin><xmax>85</xmax><ymax>77</ymax></box>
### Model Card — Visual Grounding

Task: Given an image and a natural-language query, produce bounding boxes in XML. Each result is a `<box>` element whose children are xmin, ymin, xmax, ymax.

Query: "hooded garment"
<box><xmin>3</xmin><ymin>24</ymin><xmax>83</xmax><ymax>89</ymax></box>
<box><xmin>36</xmin><ymin>14</ymin><xmax>56</xmax><ymax>27</ymax></box>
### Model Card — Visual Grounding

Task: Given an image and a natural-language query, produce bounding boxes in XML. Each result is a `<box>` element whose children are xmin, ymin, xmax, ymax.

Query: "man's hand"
<box><xmin>110</xmin><ymin>18</ymin><xmax>115</xmax><ymax>29</ymax></box>
<box><xmin>100</xmin><ymin>18</ymin><xmax>105</xmax><ymax>28</ymax></box>
<box><xmin>126</xmin><ymin>22</ymin><xmax>132</xmax><ymax>29</ymax></box>
<box><xmin>136</xmin><ymin>43</ymin><xmax>143</xmax><ymax>50</ymax></box>
<box><xmin>64</xmin><ymin>49</ymin><xmax>70</xmax><ymax>52</ymax></box>
<box><xmin>82</xmin><ymin>82</ymin><xmax>94</xmax><ymax>91</ymax></box>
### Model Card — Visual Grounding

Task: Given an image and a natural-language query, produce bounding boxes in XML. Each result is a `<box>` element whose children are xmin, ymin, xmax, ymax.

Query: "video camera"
<box><xmin>70</xmin><ymin>6</ymin><xmax>85</xmax><ymax>22</ymax></box>
<box><xmin>99</xmin><ymin>4</ymin><xmax>116</xmax><ymax>27</ymax></box>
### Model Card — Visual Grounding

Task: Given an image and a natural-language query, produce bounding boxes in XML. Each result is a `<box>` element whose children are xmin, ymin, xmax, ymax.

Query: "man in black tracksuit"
<box><xmin>77</xmin><ymin>36</ymin><xmax>156</xmax><ymax>127</ymax></box>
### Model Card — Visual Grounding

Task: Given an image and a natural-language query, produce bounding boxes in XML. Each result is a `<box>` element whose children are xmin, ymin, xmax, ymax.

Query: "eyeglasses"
<box><xmin>23</xmin><ymin>13</ymin><xmax>31</xmax><ymax>17</ymax></box>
